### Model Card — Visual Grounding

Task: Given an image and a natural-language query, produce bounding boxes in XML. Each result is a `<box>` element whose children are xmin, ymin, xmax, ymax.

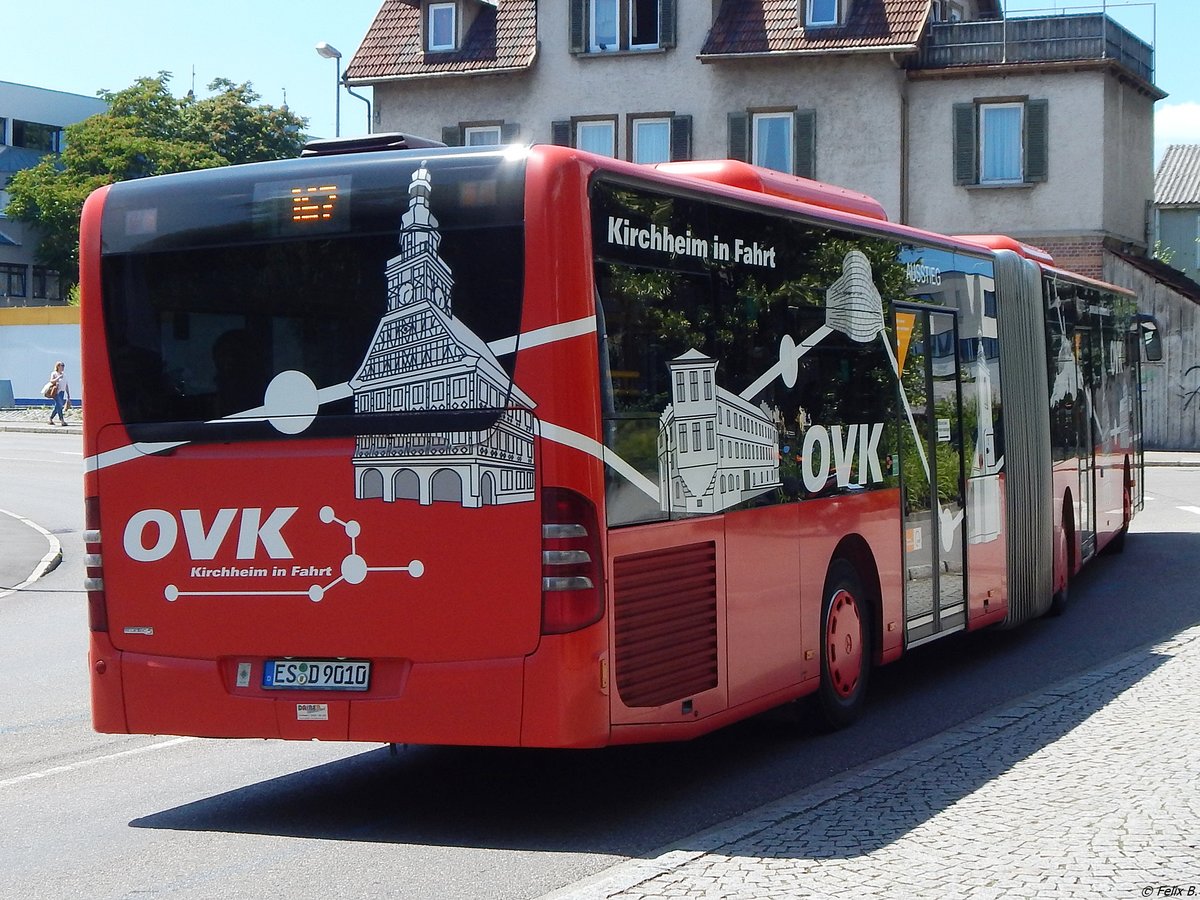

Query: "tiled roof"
<box><xmin>345</xmin><ymin>0</ymin><xmax>537</xmax><ymax>82</ymax></box>
<box><xmin>701</xmin><ymin>0</ymin><xmax>935</xmax><ymax>57</ymax></box>
<box><xmin>1156</xmin><ymin>144</ymin><xmax>1200</xmax><ymax>207</ymax></box>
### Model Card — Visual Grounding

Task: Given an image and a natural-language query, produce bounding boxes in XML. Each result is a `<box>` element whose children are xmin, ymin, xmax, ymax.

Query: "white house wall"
<box><xmin>372</xmin><ymin>4</ymin><xmax>907</xmax><ymax>218</ymax></box>
<box><xmin>906</xmin><ymin>71</ymin><xmax>1110</xmax><ymax>238</ymax></box>
<box><xmin>374</xmin><ymin>7</ymin><xmax>1155</xmax><ymax>251</ymax></box>
<box><xmin>1102</xmin><ymin>75</ymin><xmax>1156</xmax><ymax>247</ymax></box>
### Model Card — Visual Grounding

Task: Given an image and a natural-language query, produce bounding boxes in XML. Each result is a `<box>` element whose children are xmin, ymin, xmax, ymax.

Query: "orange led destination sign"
<box><xmin>290</xmin><ymin>184</ymin><xmax>340</xmax><ymax>223</ymax></box>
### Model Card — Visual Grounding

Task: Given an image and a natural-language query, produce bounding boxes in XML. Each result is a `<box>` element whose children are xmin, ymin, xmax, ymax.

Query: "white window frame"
<box><xmin>576</xmin><ymin>119</ymin><xmax>617</xmax><ymax>157</ymax></box>
<box><xmin>979</xmin><ymin>101</ymin><xmax>1024</xmax><ymax>185</ymax></box>
<box><xmin>628</xmin><ymin>0</ymin><xmax>661</xmax><ymax>50</ymax></box>
<box><xmin>632</xmin><ymin>116</ymin><xmax>671</xmax><ymax>164</ymax></box>
<box><xmin>428</xmin><ymin>2</ymin><xmax>457</xmax><ymax>52</ymax></box>
<box><xmin>752</xmin><ymin>111</ymin><xmax>794</xmax><ymax>175</ymax></box>
<box><xmin>590</xmin><ymin>0</ymin><xmax>619</xmax><ymax>52</ymax></box>
<box><xmin>807</xmin><ymin>0</ymin><xmax>840</xmax><ymax>27</ymax></box>
<box><xmin>464</xmin><ymin>125</ymin><xmax>503</xmax><ymax>146</ymax></box>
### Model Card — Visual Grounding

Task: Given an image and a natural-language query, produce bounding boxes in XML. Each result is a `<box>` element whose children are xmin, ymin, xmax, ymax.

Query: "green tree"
<box><xmin>4</xmin><ymin>73</ymin><xmax>307</xmax><ymax>289</ymax></box>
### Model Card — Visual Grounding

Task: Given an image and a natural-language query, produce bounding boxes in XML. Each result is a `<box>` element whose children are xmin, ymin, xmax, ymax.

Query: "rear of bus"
<box><xmin>82</xmin><ymin>143</ymin><xmax>612</xmax><ymax>747</ymax></box>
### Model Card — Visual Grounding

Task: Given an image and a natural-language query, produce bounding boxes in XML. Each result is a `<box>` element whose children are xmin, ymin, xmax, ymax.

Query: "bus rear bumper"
<box><xmin>91</xmin><ymin>634</ymin><xmax>530</xmax><ymax>746</ymax></box>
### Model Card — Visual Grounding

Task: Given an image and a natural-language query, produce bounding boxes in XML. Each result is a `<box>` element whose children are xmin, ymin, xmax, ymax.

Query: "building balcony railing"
<box><xmin>913</xmin><ymin>13</ymin><xmax>1155</xmax><ymax>86</ymax></box>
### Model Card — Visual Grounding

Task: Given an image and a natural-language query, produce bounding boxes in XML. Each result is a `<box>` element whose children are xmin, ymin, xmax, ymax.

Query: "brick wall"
<box><xmin>1020</xmin><ymin>235</ymin><xmax>1106</xmax><ymax>279</ymax></box>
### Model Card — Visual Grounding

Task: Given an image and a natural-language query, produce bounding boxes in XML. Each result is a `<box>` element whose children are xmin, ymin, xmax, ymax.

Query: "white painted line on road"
<box><xmin>0</xmin><ymin>508</ymin><xmax>63</xmax><ymax>600</ymax></box>
<box><xmin>1180</xmin><ymin>506</ymin><xmax>1200</xmax><ymax>516</ymax></box>
<box><xmin>0</xmin><ymin>737</ymin><xmax>197</xmax><ymax>788</ymax></box>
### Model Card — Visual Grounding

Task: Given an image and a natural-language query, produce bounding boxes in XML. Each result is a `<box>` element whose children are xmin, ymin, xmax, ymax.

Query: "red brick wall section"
<box><xmin>1021</xmin><ymin>235</ymin><xmax>1106</xmax><ymax>279</ymax></box>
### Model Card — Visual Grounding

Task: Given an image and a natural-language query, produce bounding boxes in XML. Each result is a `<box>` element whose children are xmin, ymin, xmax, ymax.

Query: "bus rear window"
<box><xmin>99</xmin><ymin>150</ymin><xmax>526</xmax><ymax>442</ymax></box>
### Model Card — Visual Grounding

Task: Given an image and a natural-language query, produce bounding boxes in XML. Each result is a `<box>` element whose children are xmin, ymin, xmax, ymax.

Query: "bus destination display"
<box><xmin>253</xmin><ymin>177</ymin><xmax>351</xmax><ymax>236</ymax></box>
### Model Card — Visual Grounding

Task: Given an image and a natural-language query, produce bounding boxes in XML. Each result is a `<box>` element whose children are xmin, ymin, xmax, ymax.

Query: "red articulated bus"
<box><xmin>80</xmin><ymin>137</ymin><xmax>1157</xmax><ymax>747</ymax></box>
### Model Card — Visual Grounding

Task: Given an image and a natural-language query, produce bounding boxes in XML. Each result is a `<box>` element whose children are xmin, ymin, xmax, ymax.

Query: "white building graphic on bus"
<box><xmin>658</xmin><ymin>349</ymin><xmax>782</xmax><ymax>514</ymax></box>
<box><xmin>350</xmin><ymin>164</ymin><xmax>535</xmax><ymax>507</ymax></box>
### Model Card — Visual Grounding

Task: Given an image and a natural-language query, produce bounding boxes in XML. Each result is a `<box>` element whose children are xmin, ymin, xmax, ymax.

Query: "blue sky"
<box><xmin>5</xmin><ymin>1</ymin><xmax>1197</xmax><ymax>158</ymax></box>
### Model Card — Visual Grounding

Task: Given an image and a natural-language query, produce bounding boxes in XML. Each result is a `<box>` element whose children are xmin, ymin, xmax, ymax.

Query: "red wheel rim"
<box><xmin>826</xmin><ymin>589</ymin><xmax>863</xmax><ymax>699</ymax></box>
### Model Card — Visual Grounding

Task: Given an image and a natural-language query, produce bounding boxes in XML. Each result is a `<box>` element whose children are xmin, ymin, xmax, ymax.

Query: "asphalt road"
<box><xmin>2</xmin><ymin>430</ymin><xmax>1197</xmax><ymax>899</ymax></box>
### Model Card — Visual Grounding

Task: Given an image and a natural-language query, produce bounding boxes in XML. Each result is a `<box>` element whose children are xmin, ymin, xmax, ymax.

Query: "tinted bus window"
<box><xmin>99</xmin><ymin>150</ymin><xmax>526</xmax><ymax>442</ymax></box>
<box><xmin>591</xmin><ymin>180</ymin><xmax>904</xmax><ymax>526</ymax></box>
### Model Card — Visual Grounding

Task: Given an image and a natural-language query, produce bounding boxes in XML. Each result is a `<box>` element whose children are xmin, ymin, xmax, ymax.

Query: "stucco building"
<box><xmin>343</xmin><ymin>0</ymin><xmax>1200</xmax><ymax>449</ymax></box>
<box><xmin>346</xmin><ymin>0</ymin><xmax>1162</xmax><ymax>277</ymax></box>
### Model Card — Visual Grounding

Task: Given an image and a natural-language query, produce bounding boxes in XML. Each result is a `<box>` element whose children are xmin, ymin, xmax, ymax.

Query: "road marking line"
<box><xmin>0</xmin><ymin>508</ymin><xmax>63</xmax><ymax>599</ymax></box>
<box><xmin>1180</xmin><ymin>506</ymin><xmax>1200</xmax><ymax>516</ymax></box>
<box><xmin>0</xmin><ymin>737</ymin><xmax>196</xmax><ymax>788</ymax></box>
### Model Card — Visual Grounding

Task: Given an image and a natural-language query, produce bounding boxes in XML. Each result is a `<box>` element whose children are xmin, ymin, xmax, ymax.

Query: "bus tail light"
<box><xmin>541</xmin><ymin>488</ymin><xmax>604</xmax><ymax>635</ymax></box>
<box><xmin>84</xmin><ymin>494</ymin><xmax>108</xmax><ymax>633</ymax></box>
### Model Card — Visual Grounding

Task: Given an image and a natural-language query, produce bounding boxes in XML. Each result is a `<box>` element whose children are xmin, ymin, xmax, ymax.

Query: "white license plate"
<box><xmin>262</xmin><ymin>659</ymin><xmax>370</xmax><ymax>691</ymax></box>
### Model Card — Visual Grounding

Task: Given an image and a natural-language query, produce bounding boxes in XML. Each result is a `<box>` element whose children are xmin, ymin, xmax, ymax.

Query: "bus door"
<box><xmin>896</xmin><ymin>306</ymin><xmax>967</xmax><ymax>645</ymax></box>
<box><xmin>1075</xmin><ymin>326</ymin><xmax>1098</xmax><ymax>559</ymax></box>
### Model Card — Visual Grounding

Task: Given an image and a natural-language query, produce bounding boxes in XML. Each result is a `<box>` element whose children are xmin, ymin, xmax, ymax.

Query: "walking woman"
<box><xmin>47</xmin><ymin>361</ymin><xmax>71</xmax><ymax>426</ymax></box>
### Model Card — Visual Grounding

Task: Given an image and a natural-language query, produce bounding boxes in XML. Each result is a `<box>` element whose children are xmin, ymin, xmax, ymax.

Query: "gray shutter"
<box><xmin>953</xmin><ymin>103</ymin><xmax>977</xmax><ymax>185</ymax></box>
<box><xmin>441</xmin><ymin>125</ymin><xmax>463</xmax><ymax>147</ymax></box>
<box><xmin>660</xmin><ymin>0</ymin><xmax>677</xmax><ymax>48</ymax></box>
<box><xmin>501</xmin><ymin>122</ymin><xmax>521</xmax><ymax>143</ymax></box>
<box><xmin>728</xmin><ymin>112</ymin><xmax>749</xmax><ymax>162</ymax></box>
<box><xmin>569</xmin><ymin>0</ymin><xmax>586</xmax><ymax>53</ymax></box>
<box><xmin>551</xmin><ymin>120</ymin><xmax>573</xmax><ymax>147</ymax></box>
<box><xmin>794</xmin><ymin>109</ymin><xmax>816</xmax><ymax>179</ymax></box>
<box><xmin>670</xmin><ymin>115</ymin><xmax>692</xmax><ymax>161</ymax></box>
<box><xmin>1024</xmin><ymin>99</ymin><xmax>1049</xmax><ymax>183</ymax></box>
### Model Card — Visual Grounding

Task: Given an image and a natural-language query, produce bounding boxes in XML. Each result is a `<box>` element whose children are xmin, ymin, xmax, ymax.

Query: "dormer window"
<box><xmin>571</xmin><ymin>0</ymin><xmax>676</xmax><ymax>55</ymax></box>
<box><xmin>428</xmin><ymin>2</ymin><xmax>457</xmax><ymax>52</ymax></box>
<box><xmin>933</xmin><ymin>0</ymin><xmax>966</xmax><ymax>22</ymax></box>
<box><xmin>806</xmin><ymin>0</ymin><xmax>842</xmax><ymax>28</ymax></box>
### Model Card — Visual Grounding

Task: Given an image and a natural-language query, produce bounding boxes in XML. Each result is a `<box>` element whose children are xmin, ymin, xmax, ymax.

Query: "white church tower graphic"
<box><xmin>350</xmin><ymin>163</ymin><xmax>536</xmax><ymax>507</ymax></box>
<box><xmin>658</xmin><ymin>350</ymin><xmax>782</xmax><ymax>514</ymax></box>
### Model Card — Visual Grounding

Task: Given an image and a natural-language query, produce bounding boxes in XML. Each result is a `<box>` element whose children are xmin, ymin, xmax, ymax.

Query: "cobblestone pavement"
<box><xmin>544</xmin><ymin>625</ymin><xmax>1200</xmax><ymax>900</ymax></box>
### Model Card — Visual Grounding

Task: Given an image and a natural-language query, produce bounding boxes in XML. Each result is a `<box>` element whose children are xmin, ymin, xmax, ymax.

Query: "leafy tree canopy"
<box><xmin>4</xmin><ymin>73</ymin><xmax>308</xmax><ymax>286</ymax></box>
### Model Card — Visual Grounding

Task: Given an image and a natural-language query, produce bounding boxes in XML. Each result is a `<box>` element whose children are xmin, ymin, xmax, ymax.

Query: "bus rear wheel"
<box><xmin>814</xmin><ymin>559</ymin><xmax>871</xmax><ymax>730</ymax></box>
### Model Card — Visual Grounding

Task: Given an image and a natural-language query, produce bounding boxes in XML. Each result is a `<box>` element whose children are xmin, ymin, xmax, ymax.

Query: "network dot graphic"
<box><xmin>161</xmin><ymin>507</ymin><xmax>424</xmax><ymax>604</ymax></box>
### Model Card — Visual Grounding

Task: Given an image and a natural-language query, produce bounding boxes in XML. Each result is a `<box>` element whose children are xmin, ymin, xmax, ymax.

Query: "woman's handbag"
<box><xmin>42</xmin><ymin>381</ymin><xmax>56</xmax><ymax>399</ymax></box>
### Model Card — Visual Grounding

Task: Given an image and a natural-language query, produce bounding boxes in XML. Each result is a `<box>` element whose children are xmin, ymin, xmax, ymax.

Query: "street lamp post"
<box><xmin>315</xmin><ymin>41</ymin><xmax>342</xmax><ymax>138</ymax></box>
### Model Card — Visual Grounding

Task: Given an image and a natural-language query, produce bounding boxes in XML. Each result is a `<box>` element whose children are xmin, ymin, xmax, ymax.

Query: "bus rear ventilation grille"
<box><xmin>613</xmin><ymin>541</ymin><xmax>718</xmax><ymax>709</ymax></box>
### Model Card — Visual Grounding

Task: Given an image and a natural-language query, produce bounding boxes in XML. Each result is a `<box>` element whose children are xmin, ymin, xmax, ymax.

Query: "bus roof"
<box><xmin>655</xmin><ymin>159</ymin><xmax>889</xmax><ymax>222</ymax></box>
<box><xmin>954</xmin><ymin>233</ymin><xmax>1134</xmax><ymax>297</ymax></box>
<box><xmin>952</xmin><ymin>234</ymin><xmax>1055</xmax><ymax>264</ymax></box>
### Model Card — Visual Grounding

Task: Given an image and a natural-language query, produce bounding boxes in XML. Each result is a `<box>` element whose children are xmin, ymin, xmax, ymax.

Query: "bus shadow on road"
<box><xmin>129</xmin><ymin>531</ymin><xmax>1191</xmax><ymax>859</ymax></box>
<box><xmin>127</xmin><ymin>646</ymin><xmax>1167</xmax><ymax>857</ymax></box>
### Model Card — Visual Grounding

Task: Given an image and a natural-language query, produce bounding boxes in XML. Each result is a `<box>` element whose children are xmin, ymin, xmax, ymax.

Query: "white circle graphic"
<box><xmin>264</xmin><ymin>370</ymin><xmax>320</xmax><ymax>435</ymax></box>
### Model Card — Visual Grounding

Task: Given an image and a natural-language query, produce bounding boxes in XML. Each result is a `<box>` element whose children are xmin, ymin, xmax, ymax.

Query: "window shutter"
<box><xmin>501</xmin><ymin>122</ymin><xmax>522</xmax><ymax>143</ymax></box>
<box><xmin>794</xmin><ymin>109</ymin><xmax>816</xmax><ymax>179</ymax></box>
<box><xmin>551</xmin><ymin>120</ymin><xmax>573</xmax><ymax>147</ymax></box>
<box><xmin>1024</xmin><ymin>98</ymin><xmax>1049</xmax><ymax>183</ymax></box>
<box><xmin>952</xmin><ymin>103</ymin><xmax>977</xmax><ymax>185</ymax></box>
<box><xmin>441</xmin><ymin>125</ymin><xmax>463</xmax><ymax>147</ymax></box>
<box><xmin>660</xmin><ymin>0</ymin><xmax>677</xmax><ymax>48</ymax></box>
<box><xmin>569</xmin><ymin>0</ymin><xmax>586</xmax><ymax>53</ymax></box>
<box><xmin>728</xmin><ymin>112</ymin><xmax>749</xmax><ymax>162</ymax></box>
<box><xmin>670</xmin><ymin>115</ymin><xmax>693</xmax><ymax>161</ymax></box>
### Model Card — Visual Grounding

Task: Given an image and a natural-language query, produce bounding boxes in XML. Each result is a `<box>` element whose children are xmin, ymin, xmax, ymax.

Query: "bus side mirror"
<box><xmin>1136</xmin><ymin>314</ymin><xmax>1163</xmax><ymax>362</ymax></box>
